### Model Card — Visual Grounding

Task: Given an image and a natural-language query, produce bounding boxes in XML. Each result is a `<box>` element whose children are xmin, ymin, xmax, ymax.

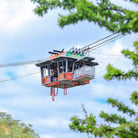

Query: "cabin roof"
<box><xmin>75</xmin><ymin>56</ymin><xmax>98</xmax><ymax>66</ymax></box>
<box><xmin>36</xmin><ymin>54</ymin><xmax>98</xmax><ymax>67</ymax></box>
<box><xmin>36</xmin><ymin>56</ymin><xmax>78</xmax><ymax>67</ymax></box>
<box><xmin>75</xmin><ymin>56</ymin><xmax>95</xmax><ymax>63</ymax></box>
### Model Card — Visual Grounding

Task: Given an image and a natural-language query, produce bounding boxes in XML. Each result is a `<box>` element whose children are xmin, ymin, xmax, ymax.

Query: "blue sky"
<box><xmin>0</xmin><ymin>0</ymin><xmax>137</xmax><ymax>138</ymax></box>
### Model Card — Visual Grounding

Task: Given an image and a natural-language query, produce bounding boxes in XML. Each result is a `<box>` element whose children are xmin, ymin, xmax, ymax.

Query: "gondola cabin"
<box><xmin>36</xmin><ymin>49</ymin><xmax>98</xmax><ymax>101</ymax></box>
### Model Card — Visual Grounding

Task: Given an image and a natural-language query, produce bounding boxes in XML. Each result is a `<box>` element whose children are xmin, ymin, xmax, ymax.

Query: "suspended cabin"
<box><xmin>36</xmin><ymin>48</ymin><xmax>98</xmax><ymax>101</ymax></box>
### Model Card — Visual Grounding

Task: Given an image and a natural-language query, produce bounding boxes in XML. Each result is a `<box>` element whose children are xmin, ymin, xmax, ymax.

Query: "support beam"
<box><xmin>72</xmin><ymin>62</ymin><xmax>75</xmax><ymax>73</ymax></box>
<box><xmin>66</xmin><ymin>59</ymin><xmax>68</xmax><ymax>72</ymax></box>
<box><xmin>57</xmin><ymin>62</ymin><xmax>59</xmax><ymax>74</ymax></box>
<box><xmin>41</xmin><ymin>67</ymin><xmax>43</xmax><ymax>78</ymax></box>
<box><xmin>48</xmin><ymin>65</ymin><xmax>50</xmax><ymax>76</ymax></box>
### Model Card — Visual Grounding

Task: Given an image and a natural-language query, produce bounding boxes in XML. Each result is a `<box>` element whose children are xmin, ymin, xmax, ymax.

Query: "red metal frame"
<box><xmin>85</xmin><ymin>80</ymin><xmax>90</xmax><ymax>84</ymax></box>
<box><xmin>46</xmin><ymin>76</ymin><xmax>51</xmax><ymax>83</ymax></box>
<box><xmin>45</xmin><ymin>81</ymin><xmax>60</xmax><ymax>87</ymax></box>
<box><xmin>58</xmin><ymin>73</ymin><xmax>64</xmax><ymax>80</ymax></box>
<box><xmin>44</xmin><ymin>73</ymin><xmax>91</xmax><ymax>101</ymax></box>
<box><xmin>64</xmin><ymin>73</ymin><xmax>73</xmax><ymax>80</ymax></box>
<box><xmin>72</xmin><ymin>81</ymin><xmax>79</xmax><ymax>85</ymax></box>
<box><xmin>42</xmin><ymin>78</ymin><xmax>45</xmax><ymax>85</ymax></box>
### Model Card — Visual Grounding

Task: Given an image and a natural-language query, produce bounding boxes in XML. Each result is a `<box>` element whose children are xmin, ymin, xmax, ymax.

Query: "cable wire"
<box><xmin>81</xmin><ymin>33</ymin><xmax>118</xmax><ymax>49</ymax></box>
<box><xmin>0</xmin><ymin>59</ymin><xmax>46</xmax><ymax>68</ymax></box>
<box><xmin>88</xmin><ymin>34</ymin><xmax>123</xmax><ymax>51</ymax></box>
<box><xmin>0</xmin><ymin>71</ymin><xmax>40</xmax><ymax>83</ymax></box>
<box><xmin>0</xmin><ymin>34</ymin><xmax>122</xmax><ymax>68</ymax></box>
<box><xmin>91</xmin><ymin>35</ymin><xmax>123</xmax><ymax>50</ymax></box>
<box><xmin>90</xmin><ymin>52</ymin><xmax>122</xmax><ymax>56</ymax></box>
<box><xmin>0</xmin><ymin>34</ymin><xmax>126</xmax><ymax>83</ymax></box>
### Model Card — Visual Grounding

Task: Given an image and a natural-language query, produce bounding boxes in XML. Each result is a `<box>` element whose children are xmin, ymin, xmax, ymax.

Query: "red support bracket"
<box><xmin>50</xmin><ymin>87</ymin><xmax>58</xmax><ymax>101</ymax></box>
<box><xmin>46</xmin><ymin>81</ymin><xmax>60</xmax><ymax>87</ymax></box>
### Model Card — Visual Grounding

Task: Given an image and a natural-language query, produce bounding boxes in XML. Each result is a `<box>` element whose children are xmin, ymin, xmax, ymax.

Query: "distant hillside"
<box><xmin>0</xmin><ymin>112</ymin><xmax>39</xmax><ymax>138</ymax></box>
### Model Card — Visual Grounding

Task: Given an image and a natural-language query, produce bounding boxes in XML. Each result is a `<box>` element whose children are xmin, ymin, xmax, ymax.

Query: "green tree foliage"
<box><xmin>69</xmin><ymin>42</ymin><xmax>138</xmax><ymax>137</ymax></box>
<box><xmin>104</xmin><ymin>41</ymin><xmax>138</xmax><ymax>81</ymax></box>
<box><xmin>31</xmin><ymin>0</ymin><xmax>138</xmax><ymax>33</ymax></box>
<box><xmin>0</xmin><ymin>112</ymin><xmax>40</xmax><ymax>138</ymax></box>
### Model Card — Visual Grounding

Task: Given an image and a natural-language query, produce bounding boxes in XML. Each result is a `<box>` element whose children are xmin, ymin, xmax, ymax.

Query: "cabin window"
<box><xmin>50</xmin><ymin>69</ymin><xmax>54</xmax><ymax>76</ymax></box>
<box><xmin>58</xmin><ymin>61</ymin><xmax>66</xmax><ymax>73</ymax></box>
<box><xmin>42</xmin><ymin>65</ymin><xmax>48</xmax><ymax>78</ymax></box>
<box><xmin>59</xmin><ymin>62</ymin><xmax>63</xmax><ymax>73</ymax></box>
<box><xmin>68</xmin><ymin>60</ymin><xmax>73</xmax><ymax>72</ymax></box>
<box><xmin>74</xmin><ymin>64</ymin><xmax>79</xmax><ymax>70</ymax></box>
<box><xmin>50</xmin><ymin>63</ymin><xmax>58</xmax><ymax>77</ymax></box>
<box><xmin>63</xmin><ymin>61</ymin><xmax>66</xmax><ymax>72</ymax></box>
<box><xmin>74</xmin><ymin>62</ymin><xmax>83</xmax><ymax>70</ymax></box>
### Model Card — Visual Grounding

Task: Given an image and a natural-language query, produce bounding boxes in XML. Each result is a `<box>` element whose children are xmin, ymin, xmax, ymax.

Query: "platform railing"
<box><xmin>73</xmin><ymin>66</ymin><xmax>95</xmax><ymax>80</ymax></box>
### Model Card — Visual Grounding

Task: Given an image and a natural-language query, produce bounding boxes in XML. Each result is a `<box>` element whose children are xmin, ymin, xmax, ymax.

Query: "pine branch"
<box><xmin>122</xmin><ymin>41</ymin><xmax>138</xmax><ymax>67</ymax></box>
<box><xmin>104</xmin><ymin>64</ymin><xmax>138</xmax><ymax>80</ymax></box>
<box><xmin>31</xmin><ymin>0</ymin><xmax>138</xmax><ymax>33</ymax></box>
<box><xmin>103</xmin><ymin>125</ymin><xmax>138</xmax><ymax>137</ymax></box>
<box><xmin>124</xmin><ymin>0</ymin><xmax>138</xmax><ymax>4</ymax></box>
<box><xmin>100</xmin><ymin>111</ymin><xmax>127</xmax><ymax>124</ymax></box>
<box><xmin>107</xmin><ymin>98</ymin><xmax>136</xmax><ymax>116</ymax></box>
<box><xmin>130</xmin><ymin>91</ymin><xmax>138</xmax><ymax>105</ymax></box>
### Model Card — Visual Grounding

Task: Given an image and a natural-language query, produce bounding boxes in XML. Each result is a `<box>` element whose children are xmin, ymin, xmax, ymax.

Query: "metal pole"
<box><xmin>66</xmin><ymin>59</ymin><xmax>68</xmax><ymax>72</ymax></box>
<box><xmin>72</xmin><ymin>62</ymin><xmax>74</xmax><ymax>73</ymax></box>
<box><xmin>62</xmin><ymin>61</ymin><xmax>64</xmax><ymax>73</ymax></box>
<box><xmin>57</xmin><ymin>62</ymin><xmax>59</xmax><ymax>74</ymax></box>
<box><xmin>41</xmin><ymin>67</ymin><xmax>43</xmax><ymax>78</ymax></box>
<box><xmin>48</xmin><ymin>65</ymin><xmax>50</xmax><ymax>76</ymax></box>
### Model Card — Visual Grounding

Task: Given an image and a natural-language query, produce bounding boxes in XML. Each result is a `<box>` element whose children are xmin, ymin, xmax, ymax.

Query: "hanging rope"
<box><xmin>50</xmin><ymin>87</ymin><xmax>55</xmax><ymax>101</ymax></box>
<box><xmin>55</xmin><ymin>87</ymin><xmax>58</xmax><ymax>96</ymax></box>
<box><xmin>50</xmin><ymin>87</ymin><xmax>58</xmax><ymax>101</ymax></box>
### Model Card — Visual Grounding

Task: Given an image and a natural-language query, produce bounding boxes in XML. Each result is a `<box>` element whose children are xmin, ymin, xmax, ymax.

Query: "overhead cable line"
<box><xmin>90</xmin><ymin>52</ymin><xmax>122</xmax><ymax>56</ymax></box>
<box><xmin>96</xmin><ymin>36</ymin><xmax>134</xmax><ymax>72</ymax></box>
<box><xmin>86</xmin><ymin>34</ymin><xmax>123</xmax><ymax>52</ymax></box>
<box><xmin>82</xmin><ymin>33</ymin><xmax>118</xmax><ymax>49</ymax></box>
<box><xmin>0</xmin><ymin>33</ymin><xmax>125</xmax><ymax>83</ymax></box>
<box><xmin>90</xmin><ymin>35</ymin><xmax>124</xmax><ymax>51</ymax></box>
<box><xmin>0</xmin><ymin>71</ymin><xmax>40</xmax><ymax>83</ymax></box>
<box><xmin>112</xmin><ymin>35</ymin><xmax>138</xmax><ymax>65</ymax></box>
<box><xmin>0</xmin><ymin>33</ymin><xmax>122</xmax><ymax>68</ymax></box>
<box><xmin>0</xmin><ymin>59</ymin><xmax>46</xmax><ymax>68</ymax></box>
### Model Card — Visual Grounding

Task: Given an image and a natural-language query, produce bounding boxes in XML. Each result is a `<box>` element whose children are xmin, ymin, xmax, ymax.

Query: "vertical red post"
<box><xmin>50</xmin><ymin>87</ymin><xmax>58</xmax><ymax>101</ymax></box>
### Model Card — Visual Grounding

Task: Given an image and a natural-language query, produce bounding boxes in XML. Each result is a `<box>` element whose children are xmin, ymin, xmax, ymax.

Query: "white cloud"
<box><xmin>32</xmin><ymin>117</ymin><xmax>70</xmax><ymax>130</ymax></box>
<box><xmin>41</xmin><ymin>132</ymin><xmax>86</xmax><ymax>138</ymax></box>
<box><xmin>41</xmin><ymin>134</ymin><xmax>55</xmax><ymax>138</ymax></box>
<box><xmin>0</xmin><ymin>0</ymin><xmax>36</xmax><ymax>31</ymax></box>
<box><xmin>90</xmin><ymin>81</ymin><xmax>132</xmax><ymax>102</ymax></box>
<box><xmin>110</xmin><ymin>41</ymin><xmax>123</xmax><ymax>55</ymax></box>
<box><xmin>40</xmin><ymin>133</ymin><xmax>81</xmax><ymax>138</ymax></box>
<box><xmin>0</xmin><ymin>107</ymin><xmax>7</xmax><ymax>112</ymax></box>
<box><xmin>110</xmin><ymin>0</ymin><xmax>137</xmax><ymax>11</ymax></box>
